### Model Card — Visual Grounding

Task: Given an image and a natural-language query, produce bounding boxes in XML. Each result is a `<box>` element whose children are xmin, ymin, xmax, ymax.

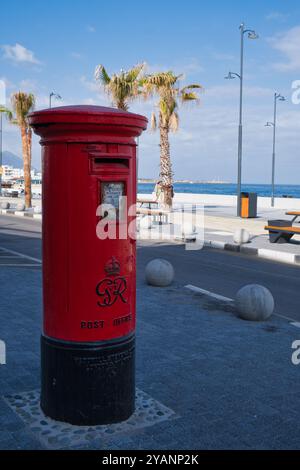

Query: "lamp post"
<box><xmin>225</xmin><ymin>22</ymin><xmax>259</xmax><ymax>217</ymax></box>
<box><xmin>49</xmin><ymin>92</ymin><xmax>62</xmax><ymax>108</ymax></box>
<box><xmin>265</xmin><ymin>93</ymin><xmax>285</xmax><ymax>207</ymax></box>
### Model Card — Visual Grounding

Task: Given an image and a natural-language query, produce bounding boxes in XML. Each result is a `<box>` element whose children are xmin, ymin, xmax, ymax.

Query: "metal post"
<box><xmin>49</xmin><ymin>92</ymin><xmax>62</xmax><ymax>109</ymax></box>
<box><xmin>237</xmin><ymin>23</ymin><xmax>244</xmax><ymax>217</ymax></box>
<box><xmin>271</xmin><ymin>94</ymin><xmax>277</xmax><ymax>208</ymax></box>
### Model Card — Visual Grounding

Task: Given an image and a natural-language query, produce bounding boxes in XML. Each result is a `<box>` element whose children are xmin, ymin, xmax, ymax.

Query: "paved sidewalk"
<box><xmin>0</xmin><ymin>256</ymin><xmax>300</xmax><ymax>449</ymax></box>
<box><xmin>137</xmin><ymin>205</ymin><xmax>300</xmax><ymax>265</ymax></box>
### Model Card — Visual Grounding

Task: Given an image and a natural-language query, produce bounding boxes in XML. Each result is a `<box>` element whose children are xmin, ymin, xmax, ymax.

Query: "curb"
<box><xmin>204</xmin><ymin>239</ymin><xmax>300</xmax><ymax>266</ymax></box>
<box><xmin>0</xmin><ymin>209</ymin><xmax>42</xmax><ymax>220</ymax></box>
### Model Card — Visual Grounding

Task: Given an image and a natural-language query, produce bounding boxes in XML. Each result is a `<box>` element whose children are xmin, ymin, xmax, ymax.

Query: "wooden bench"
<box><xmin>136</xmin><ymin>207</ymin><xmax>169</xmax><ymax>225</ymax></box>
<box><xmin>286</xmin><ymin>211</ymin><xmax>300</xmax><ymax>223</ymax></box>
<box><xmin>264</xmin><ymin>224</ymin><xmax>300</xmax><ymax>243</ymax></box>
<box><xmin>137</xmin><ymin>199</ymin><xmax>158</xmax><ymax>210</ymax></box>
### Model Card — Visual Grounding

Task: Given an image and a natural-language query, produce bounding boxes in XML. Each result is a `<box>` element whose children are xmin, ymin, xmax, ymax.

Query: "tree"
<box><xmin>142</xmin><ymin>72</ymin><xmax>202</xmax><ymax>209</ymax></box>
<box><xmin>94</xmin><ymin>63</ymin><xmax>145</xmax><ymax>111</ymax></box>
<box><xmin>0</xmin><ymin>105</ymin><xmax>12</xmax><ymax>119</ymax></box>
<box><xmin>10</xmin><ymin>92</ymin><xmax>35</xmax><ymax>208</ymax></box>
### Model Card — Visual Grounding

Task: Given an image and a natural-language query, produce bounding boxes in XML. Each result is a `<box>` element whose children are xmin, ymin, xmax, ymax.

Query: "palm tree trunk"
<box><xmin>27</xmin><ymin>127</ymin><xmax>32</xmax><ymax>168</ymax></box>
<box><xmin>159</xmin><ymin>121</ymin><xmax>173</xmax><ymax>210</ymax></box>
<box><xmin>21</xmin><ymin>125</ymin><xmax>32</xmax><ymax>208</ymax></box>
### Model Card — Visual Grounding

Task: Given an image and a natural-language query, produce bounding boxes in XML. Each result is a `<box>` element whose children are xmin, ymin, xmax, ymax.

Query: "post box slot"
<box><xmin>94</xmin><ymin>157</ymin><xmax>129</xmax><ymax>168</ymax></box>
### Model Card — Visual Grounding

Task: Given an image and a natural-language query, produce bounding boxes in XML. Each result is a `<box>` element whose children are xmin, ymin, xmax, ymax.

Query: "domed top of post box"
<box><xmin>28</xmin><ymin>105</ymin><xmax>148</xmax><ymax>144</ymax></box>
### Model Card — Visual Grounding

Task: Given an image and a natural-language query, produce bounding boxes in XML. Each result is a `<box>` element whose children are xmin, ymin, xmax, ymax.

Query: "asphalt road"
<box><xmin>0</xmin><ymin>214</ymin><xmax>300</xmax><ymax>321</ymax></box>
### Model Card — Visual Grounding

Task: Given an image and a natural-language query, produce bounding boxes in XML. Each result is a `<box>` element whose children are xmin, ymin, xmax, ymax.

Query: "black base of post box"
<box><xmin>41</xmin><ymin>334</ymin><xmax>135</xmax><ymax>426</ymax></box>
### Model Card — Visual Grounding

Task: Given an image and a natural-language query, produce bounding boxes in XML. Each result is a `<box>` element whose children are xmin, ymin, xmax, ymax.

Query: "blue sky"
<box><xmin>1</xmin><ymin>0</ymin><xmax>300</xmax><ymax>183</ymax></box>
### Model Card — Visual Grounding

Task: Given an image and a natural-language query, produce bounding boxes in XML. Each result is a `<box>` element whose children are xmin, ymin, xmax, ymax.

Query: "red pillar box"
<box><xmin>29</xmin><ymin>106</ymin><xmax>147</xmax><ymax>425</ymax></box>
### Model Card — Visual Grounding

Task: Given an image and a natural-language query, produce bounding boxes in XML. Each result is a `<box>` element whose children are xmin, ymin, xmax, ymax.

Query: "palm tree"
<box><xmin>10</xmin><ymin>92</ymin><xmax>35</xmax><ymax>208</ymax></box>
<box><xmin>94</xmin><ymin>63</ymin><xmax>145</xmax><ymax>111</ymax></box>
<box><xmin>142</xmin><ymin>72</ymin><xmax>202</xmax><ymax>209</ymax></box>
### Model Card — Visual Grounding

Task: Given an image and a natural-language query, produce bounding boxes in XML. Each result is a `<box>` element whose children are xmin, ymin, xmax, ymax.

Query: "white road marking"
<box><xmin>184</xmin><ymin>283</ymin><xmax>299</xmax><ymax>325</ymax></box>
<box><xmin>0</xmin><ymin>247</ymin><xmax>41</xmax><ymax>263</ymax></box>
<box><xmin>184</xmin><ymin>284</ymin><xmax>234</xmax><ymax>302</ymax></box>
<box><xmin>0</xmin><ymin>264</ymin><xmax>41</xmax><ymax>267</ymax></box>
<box><xmin>206</xmin><ymin>230</ymin><xmax>233</xmax><ymax>236</ymax></box>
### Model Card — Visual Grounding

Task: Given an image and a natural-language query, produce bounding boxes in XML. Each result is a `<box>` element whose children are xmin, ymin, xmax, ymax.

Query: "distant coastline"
<box><xmin>137</xmin><ymin>182</ymin><xmax>300</xmax><ymax>198</ymax></box>
<box><xmin>138</xmin><ymin>179</ymin><xmax>230</xmax><ymax>184</ymax></box>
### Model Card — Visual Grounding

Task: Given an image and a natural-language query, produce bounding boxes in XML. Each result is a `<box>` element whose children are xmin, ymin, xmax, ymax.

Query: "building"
<box><xmin>2</xmin><ymin>165</ymin><xmax>42</xmax><ymax>181</ymax></box>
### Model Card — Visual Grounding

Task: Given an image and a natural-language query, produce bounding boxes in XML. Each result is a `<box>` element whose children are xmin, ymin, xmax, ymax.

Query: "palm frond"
<box><xmin>143</xmin><ymin>71</ymin><xmax>178</xmax><ymax>88</ymax></box>
<box><xmin>169</xmin><ymin>112</ymin><xmax>179</xmax><ymax>132</ymax></box>
<box><xmin>0</xmin><ymin>106</ymin><xmax>13</xmax><ymax>120</ymax></box>
<box><xmin>125</xmin><ymin>63</ymin><xmax>145</xmax><ymax>83</ymax></box>
<box><xmin>181</xmin><ymin>84</ymin><xmax>202</xmax><ymax>93</ymax></box>
<box><xmin>11</xmin><ymin>92</ymin><xmax>35</xmax><ymax>126</ymax></box>
<box><xmin>95</xmin><ymin>64</ymin><xmax>111</xmax><ymax>84</ymax></box>
<box><xmin>151</xmin><ymin>112</ymin><xmax>157</xmax><ymax>131</ymax></box>
<box><xmin>181</xmin><ymin>91</ymin><xmax>200</xmax><ymax>102</ymax></box>
<box><xmin>94</xmin><ymin>63</ymin><xmax>146</xmax><ymax>110</ymax></box>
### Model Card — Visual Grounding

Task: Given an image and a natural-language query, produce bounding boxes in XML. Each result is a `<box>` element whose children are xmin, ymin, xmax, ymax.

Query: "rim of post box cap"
<box><xmin>28</xmin><ymin>105</ymin><xmax>148</xmax><ymax>143</ymax></box>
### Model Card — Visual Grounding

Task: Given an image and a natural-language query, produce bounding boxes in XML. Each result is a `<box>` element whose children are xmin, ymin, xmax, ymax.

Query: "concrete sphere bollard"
<box><xmin>1</xmin><ymin>202</ymin><xmax>10</xmax><ymax>209</ymax></box>
<box><xmin>139</xmin><ymin>215</ymin><xmax>152</xmax><ymax>230</ymax></box>
<box><xmin>145</xmin><ymin>258</ymin><xmax>174</xmax><ymax>287</ymax></box>
<box><xmin>235</xmin><ymin>284</ymin><xmax>274</xmax><ymax>321</ymax></box>
<box><xmin>233</xmin><ymin>228</ymin><xmax>250</xmax><ymax>245</ymax></box>
<box><xmin>34</xmin><ymin>205</ymin><xmax>42</xmax><ymax>214</ymax></box>
<box><xmin>16</xmin><ymin>202</ymin><xmax>25</xmax><ymax>211</ymax></box>
<box><xmin>182</xmin><ymin>222</ymin><xmax>196</xmax><ymax>240</ymax></box>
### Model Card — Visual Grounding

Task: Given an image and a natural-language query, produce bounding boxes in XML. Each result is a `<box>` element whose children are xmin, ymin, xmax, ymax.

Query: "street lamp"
<box><xmin>225</xmin><ymin>22</ymin><xmax>259</xmax><ymax>217</ymax></box>
<box><xmin>49</xmin><ymin>92</ymin><xmax>62</xmax><ymax>108</ymax></box>
<box><xmin>265</xmin><ymin>93</ymin><xmax>286</xmax><ymax>207</ymax></box>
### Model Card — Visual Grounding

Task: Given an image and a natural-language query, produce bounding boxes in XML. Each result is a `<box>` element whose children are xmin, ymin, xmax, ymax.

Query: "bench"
<box><xmin>137</xmin><ymin>199</ymin><xmax>159</xmax><ymax>210</ymax></box>
<box><xmin>286</xmin><ymin>211</ymin><xmax>300</xmax><ymax>223</ymax></box>
<box><xmin>264</xmin><ymin>225</ymin><xmax>300</xmax><ymax>243</ymax></box>
<box><xmin>136</xmin><ymin>207</ymin><xmax>169</xmax><ymax>225</ymax></box>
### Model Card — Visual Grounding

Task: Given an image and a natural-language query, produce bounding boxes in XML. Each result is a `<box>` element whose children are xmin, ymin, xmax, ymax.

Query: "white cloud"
<box><xmin>0</xmin><ymin>76</ymin><xmax>15</xmax><ymax>89</ymax></box>
<box><xmin>80</xmin><ymin>75</ymin><xmax>99</xmax><ymax>93</ymax></box>
<box><xmin>71</xmin><ymin>52</ymin><xmax>82</xmax><ymax>59</ymax></box>
<box><xmin>87</xmin><ymin>25</ymin><xmax>96</xmax><ymax>33</ymax></box>
<box><xmin>266</xmin><ymin>11</ymin><xmax>289</xmax><ymax>22</ymax></box>
<box><xmin>269</xmin><ymin>26</ymin><xmax>300</xmax><ymax>71</ymax></box>
<box><xmin>1</xmin><ymin>43</ymin><xmax>41</xmax><ymax>65</ymax></box>
<box><xmin>145</xmin><ymin>58</ymin><xmax>204</xmax><ymax>77</ymax></box>
<box><xmin>205</xmin><ymin>84</ymin><xmax>274</xmax><ymax>99</ymax></box>
<box><xmin>212</xmin><ymin>52</ymin><xmax>235</xmax><ymax>61</ymax></box>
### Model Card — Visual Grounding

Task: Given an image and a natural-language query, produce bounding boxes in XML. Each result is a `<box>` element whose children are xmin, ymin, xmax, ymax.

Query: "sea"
<box><xmin>137</xmin><ymin>183</ymin><xmax>300</xmax><ymax>199</ymax></box>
